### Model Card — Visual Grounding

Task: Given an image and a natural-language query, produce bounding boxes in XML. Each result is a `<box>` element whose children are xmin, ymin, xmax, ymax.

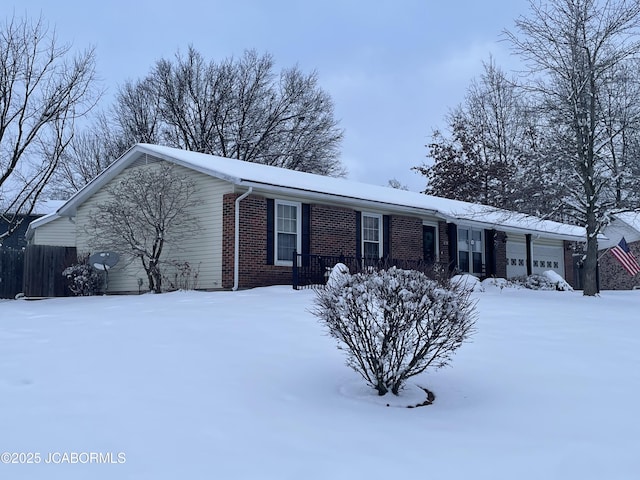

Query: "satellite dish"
<box><xmin>89</xmin><ymin>252</ymin><xmax>119</xmax><ymax>271</ymax></box>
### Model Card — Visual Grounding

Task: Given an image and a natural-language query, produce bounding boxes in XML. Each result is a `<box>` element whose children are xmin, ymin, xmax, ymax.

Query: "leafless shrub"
<box><xmin>313</xmin><ymin>267</ymin><xmax>476</xmax><ymax>396</ymax></box>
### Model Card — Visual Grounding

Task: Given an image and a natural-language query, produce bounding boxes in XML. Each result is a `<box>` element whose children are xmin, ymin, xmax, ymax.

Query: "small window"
<box><xmin>362</xmin><ymin>213</ymin><xmax>382</xmax><ymax>260</ymax></box>
<box><xmin>518</xmin><ymin>259</ymin><xmax>525</xmax><ymax>266</ymax></box>
<box><xmin>533</xmin><ymin>260</ymin><xmax>539</xmax><ymax>267</ymax></box>
<box><xmin>554</xmin><ymin>261</ymin><xmax>559</xmax><ymax>269</ymax></box>
<box><xmin>275</xmin><ymin>200</ymin><xmax>301</xmax><ymax>265</ymax></box>
<box><xmin>511</xmin><ymin>258</ymin><xmax>517</xmax><ymax>266</ymax></box>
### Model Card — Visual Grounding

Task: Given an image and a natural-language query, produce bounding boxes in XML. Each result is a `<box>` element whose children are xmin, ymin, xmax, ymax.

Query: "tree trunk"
<box><xmin>582</xmin><ymin>222</ymin><xmax>599</xmax><ymax>296</ymax></box>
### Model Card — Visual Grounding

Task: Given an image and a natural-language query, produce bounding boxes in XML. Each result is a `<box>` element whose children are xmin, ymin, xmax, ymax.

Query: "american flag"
<box><xmin>610</xmin><ymin>237</ymin><xmax>640</xmax><ymax>276</ymax></box>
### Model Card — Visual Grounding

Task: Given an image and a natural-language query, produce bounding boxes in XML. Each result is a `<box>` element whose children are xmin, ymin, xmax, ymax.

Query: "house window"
<box><xmin>275</xmin><ymin>200</ymin><xmax>301</xmax><ymax>265</ymax></box>
<box><xmin>458</xmin><ymin>227</ymin><xmax>483</xmax><ymax>275</ymax></box>
<box><xmin>362</xmin><ymin>213</ymin><xmax>382</xmax><ymax>260</ymax></box>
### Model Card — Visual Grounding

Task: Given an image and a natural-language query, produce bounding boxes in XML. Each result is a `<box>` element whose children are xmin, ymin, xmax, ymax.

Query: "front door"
<box><xmin>423</xmin><ymin>225</ymin><xmax>436</xmax><ymax>264</ymax></box>
<box><xmin>458</xmin><ymin>227</ymin><xmax>483</xmax><ymax>275</ymax></box>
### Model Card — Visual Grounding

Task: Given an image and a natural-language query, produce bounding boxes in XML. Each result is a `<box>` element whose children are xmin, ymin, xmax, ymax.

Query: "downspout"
<box><xmin>233</xmin><ymin>187</ymin><xmax>253</xmax><ymax>291</ymax></box>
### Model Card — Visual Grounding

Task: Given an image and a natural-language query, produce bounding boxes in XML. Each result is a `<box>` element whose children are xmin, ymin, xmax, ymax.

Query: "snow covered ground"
<box><xmin>1</xmin><ymin>285</ymin><xmax>639</xmax><ymax>480</ymax></box>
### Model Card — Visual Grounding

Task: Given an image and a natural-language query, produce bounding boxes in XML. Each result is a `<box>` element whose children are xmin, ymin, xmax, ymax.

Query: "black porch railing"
<box><xmin>292</xmin><ymin>250</ymin><xmax>450</xmax><ymax>289</ymax></box>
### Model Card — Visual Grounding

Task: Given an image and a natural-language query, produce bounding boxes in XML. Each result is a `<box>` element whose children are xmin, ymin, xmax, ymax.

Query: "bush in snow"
<box><xmin>511</xmin><ymin>272</ymin><xmax>573</xmax><ymax>291</ymax></box>
<box><xmin>63</xmin><ymin>257</ymin><xmax>102</xmax><ymax>296</ymax></box>
<box><xmin>542</xmin><ymin>270</ymin><xmax>573</xmax><ymax>291</ymax></box>
<box><xmin>450</xmin><ymin>274</ymin><xmax>484</xmax><ymax>292</ymax></box>
<box><xmin>313</xmin><ymin>266</ymin><xmax>476</xmax><ymax>396</ymax></box>
<box><xmin>164</xmin><ymin>260</ymin><xmax>200</xmax><ymax>291</ymax></box>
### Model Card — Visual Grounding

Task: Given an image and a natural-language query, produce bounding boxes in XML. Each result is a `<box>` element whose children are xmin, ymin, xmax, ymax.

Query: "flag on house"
<box><xmin>610</xmin><ymin>237</ymin><xmax>640</xmax><ymax>276</ymax></box>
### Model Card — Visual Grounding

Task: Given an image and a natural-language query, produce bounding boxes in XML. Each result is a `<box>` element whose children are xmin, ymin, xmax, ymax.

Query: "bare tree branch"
<box><xmin>0</xmin><ymin>13</ymin><xmax>100</xmax><ymax>240</ymax></box>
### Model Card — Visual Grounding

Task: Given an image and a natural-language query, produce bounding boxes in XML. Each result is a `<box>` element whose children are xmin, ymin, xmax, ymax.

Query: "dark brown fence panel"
<box><xmin>0</xmin><ymin>249</ymin><xmax>25</xmax><ymax>299</ymax></box>
<box><xmin>23</xmin><ymin>245</ymin><xmax>77</xmax><ymax>297</ymax></box>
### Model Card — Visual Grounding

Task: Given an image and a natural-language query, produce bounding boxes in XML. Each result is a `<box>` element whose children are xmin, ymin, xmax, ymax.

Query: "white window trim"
<box><xmin>458</xmin><ymin>226</ymin><xmax>484</xmax><ymax>275</ymax></box>
<box><xmin>361</xmin><ymin>212</ymin><xmax>383</xmax><ymax>259</ymax></box>
<box><xmin>274</xmin><ymin>199</ymin><xmax>302</xmax><ymax>266</ymax></box>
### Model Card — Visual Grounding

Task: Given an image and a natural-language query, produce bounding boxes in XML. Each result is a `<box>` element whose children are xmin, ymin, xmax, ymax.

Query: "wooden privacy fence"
<box><xmin>22</xmin><ymin>245</ymin><xmax>77</xmax><ymax>298</ymax></box>
<box><xmin>0</xmin><ymin>249</ymin><xmax>24</xmax><ymax>299</ymax></box>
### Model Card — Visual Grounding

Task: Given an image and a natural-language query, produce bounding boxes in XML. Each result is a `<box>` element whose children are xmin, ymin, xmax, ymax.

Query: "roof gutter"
<box><xmin>448</xmin><ymin>217</ymin><xmax>588</xmax><ymax>243</ymax></box>
<box><xmin>236</xmin><ymin>180</ymin><xmax>441</xmax><ymax>218</ymax></box>
<box><xmin>232</xmin><ymin>187</ymin><xmax>253</xmax><ymax>291</ymax></box>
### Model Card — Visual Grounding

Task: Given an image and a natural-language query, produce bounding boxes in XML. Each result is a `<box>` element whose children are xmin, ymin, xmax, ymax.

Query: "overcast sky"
<box><xmin>9</xmin><ymin>0</ymin><xmax>531</xmax><ymax>192</ymax></box>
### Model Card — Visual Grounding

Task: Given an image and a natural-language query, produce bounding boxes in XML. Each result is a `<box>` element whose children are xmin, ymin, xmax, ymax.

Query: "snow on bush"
<box><xmin>327</xmin><ymin>262</ymin><xmax>350</xmax><ymax>288</ymax></box>
<box><xmin>450</xmin><ymin>274</ymin><xmax>484</xmax><ymax>292</ymax></box>
<box><xmin>313</xmin><ymin>267</ymin><xmax>476</xmax><ymax>396</ymax></box>
<box><xmin>542</xmin><ymin>270</ymin><xmax>573</xmax><ymax>291</ymax></box>
<box><xmin>62</xmin><ymin>260</ymin><xmax>102</xmax><ymax>296</ymax></box>
<box><xmin>511</xmin><ymin>272</ymin><xmax>573</xmax><ymax>291</ymax></box>
<box><xmin>481</xmin><ymin>277</ymin><xmax>513</xmax><ymax>291</ymax></box>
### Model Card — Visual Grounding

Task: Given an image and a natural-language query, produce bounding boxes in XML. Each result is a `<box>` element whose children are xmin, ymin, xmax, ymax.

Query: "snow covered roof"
<box><xmin>614</xmin><ymin>211</ymin><xmax>640</xmax><ymax>233</ymax></box>
<box><xmin>32</xmin><ymin>199</ymin><xmax>66</xmax><ymax>215</ymax></box>
<box><xmin>48</xmin><ymin>143</ymin><xmax>586</xmax><ymax>241</ymax></box>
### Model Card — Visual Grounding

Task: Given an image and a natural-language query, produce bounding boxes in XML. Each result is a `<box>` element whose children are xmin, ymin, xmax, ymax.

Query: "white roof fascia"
<box><xmin>238</xmin><ymin>181</ymin><xmax>585</xmax><ymax>240</ymax></box>
<box><xmin>449</xmin><ymin>217</ymin><xmax>585</xmax><ymax>242</ymax></box>
<box><xmin>235</xmin><ymin>181</ymin><xmax>442</xmax><ymax>219</ymax></box>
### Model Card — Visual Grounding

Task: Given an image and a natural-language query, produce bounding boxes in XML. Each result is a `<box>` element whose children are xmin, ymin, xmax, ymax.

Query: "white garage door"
<box><xmin>532</xmin><ymin>244</ymin><xmax>565</xmax><ymax>277</ymax></box>
<box><xmin>506</xmin><ymin>240</ymin><xmax>527</xmax><ymax>278</ymax></box>
<box><xmin>506</xmin><ymin>238</ymin><xmax>565</xmax><ymax>279</ymax></box>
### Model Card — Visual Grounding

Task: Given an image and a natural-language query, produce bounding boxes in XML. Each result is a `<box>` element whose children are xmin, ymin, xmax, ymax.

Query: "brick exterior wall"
<box><xmin>310</xmin><ymin>204</ymin><xmax>357</xmax><ymax>257</ymax></box>
<box><xmin>563</xmin><ymin>241</ymin><xmax>576</xmax><ymax>288</ymax></box>
<box><xmin>598</xmin><ymin>239</ymin><xmax>640</xmax><ymax>290</ymax></box>
<box><xmin>390</xmin><ymin>216</ymin><xmax>423</xmax><ymax>261</ymax></box>
<box><xmin>222</xmin><ymin>195</ymin><xmax>437</xmax><ymax>289</ymax></box>
<box><xmin>438</xmin><ymin>221</ymin><xmax>450</xmax><ymax>267</ymax></box>
<box><xmin>222</xmin><ymin>193</ymin><xmax>236</xmax><ymax>289</ymax></box>
<box><xmin>222</xmin><ymin>194</ymin><xmax>550</xmax><ymax>288</ymax></box>
<box><xmin>495</xmin><ymin>231</ymin><xmax>508</xmax><ymax>278</ymax></box>
<box><xmin>222</xmin><ymin>193</ymin><xmax>291</xmax><ymax>289</ymax></box>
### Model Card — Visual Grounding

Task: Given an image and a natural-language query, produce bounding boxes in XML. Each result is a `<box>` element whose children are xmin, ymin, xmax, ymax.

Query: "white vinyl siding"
<box><xmin>75</xmin><ymin>160</ymin><xmax>232</xmax><ymax>293</ymax></box>
<box><xmin>275</xmin><ymin>200</ymin><xmax>301</xmax><ymax>265</ymax></box>
<box><xmin>31</xmin><ymin>216</ymin><xmax>76</xmax><ymax>247</ymax></box>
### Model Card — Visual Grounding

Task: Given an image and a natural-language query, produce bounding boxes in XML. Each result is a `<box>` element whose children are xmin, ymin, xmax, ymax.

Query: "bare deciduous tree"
<box><xmin>129</xmin><ymin>47</ymin><xmax>345</xmax><ymax>176</ymax></box>
<box><xmin>504</xmin><ymin>0</ymin><xmax>640</xmax><ymax>296</ymax></box>
<box><xmin>50</xmin><ymin>114</ymin><xmax>127</xmax><ymax>199</ymax></box>
<box><xmin>85</xmin><ymin>163</ymin><xmax>199</xmax><ymax>293</ymax></box>
<box><xmin>415</xmin><ymin>60</ymin><xmax>547</xmax><ymax>213</ymax></box>
<box><xmin>0</xmin><ymin>14</ymin><xmax>99</xmax><ymax>240</ymax></box>
<box><xmin>52</xmin><ymin>47</ymin><xmax>345</xmax><ymax>198</ymax></box>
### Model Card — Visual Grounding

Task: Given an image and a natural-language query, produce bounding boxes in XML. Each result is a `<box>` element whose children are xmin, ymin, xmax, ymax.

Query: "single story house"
<box><xmin>599</xmin><ymin>212</ymin><xmax>640</xmax><ymax>290</ymax></box>
<box><xmin>1</xmin><ymin>200</ymin><xmax>64</xmax><ymax>250</ymax></box>
<box><xmin>26</xmin><ymin>144</ymin><xmax>587</xmax><ymax>294</ymax></box>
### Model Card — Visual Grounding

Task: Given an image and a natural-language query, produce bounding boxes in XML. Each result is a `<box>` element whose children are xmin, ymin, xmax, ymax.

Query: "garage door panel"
<box><xmin>506</xmin><ymin>240</ymin><xmax>565</xmax><ymax>279</ymax></box>
<box><xmin>506</xmin><ymin>241</ymin><xmax>527</xmax><ymax>278</ymax></box>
